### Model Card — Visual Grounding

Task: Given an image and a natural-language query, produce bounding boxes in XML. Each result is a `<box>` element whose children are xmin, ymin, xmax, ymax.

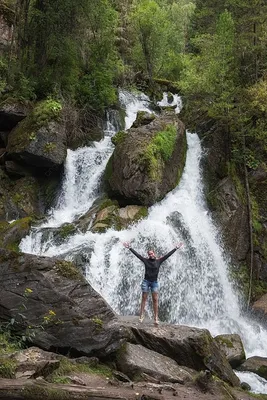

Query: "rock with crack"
<box><xmin>116</xmin><ymin>342</ymin><xmax>196</xmax><ymax>383</ymax></box>
<box><xmin>117</xmin><ymin>316</ymin><xmax>240</xmax><ymax>387</ymax></box>
<box><xmin>214</xmin><ymin>334</ymin><xmax>246</xmax><ymax>368</ymax></box>
<box><xmin>0</xmin><ymin>249</ymin><xmax>129</xmax><ymax>357</ymax></box>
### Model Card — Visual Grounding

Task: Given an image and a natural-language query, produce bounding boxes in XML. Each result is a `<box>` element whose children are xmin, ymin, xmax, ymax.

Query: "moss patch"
<box><xmin>111</xmin><ymin>131</ymin><xmax>127</xmax><ymax>146</ymax></box>
<box><xmin>132</xmin><ymin>206</ymin><xmax>148</xmax><ymax>222</ymax></box>
<box><xmin>58</xmin><ymin>224</ymin><xmax>76</xmax><ymax>239</ymax></box>
<box><xmin>140</xmin><ymin>124</ymin><xmax>177</xmax><ymax>181</ymax></box>
<box><xmin>8</xmin><ymin>99</ymin><xmax>62</xmax><ymax>152</ymax></box>
<box><xmin>54</xmin><ymin>260</ymin><xmax>83</xmax><ymax>281</ymax></box>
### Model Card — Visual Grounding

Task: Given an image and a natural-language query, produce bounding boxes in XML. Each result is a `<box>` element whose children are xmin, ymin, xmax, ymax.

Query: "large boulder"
<box><xmin>105</xmin><ymin>111</ymin><xmax>186</xmax><ymax>206</ymax></box>
<box><xmin>214</xmin><ymin>334</ymin><xmax>246</xmax><ymax>368</ymax></box>
<box><xmin>118</xmin><ymin>317</ymin><xmax>240</xmax><ymax>387</ymax></box>
<box><xmin>238</xmin><ymin>356</ymin><xmax>267</xmax><ymax>380</ymax></box>
<box><xmin>116</xmin><ymin>342</ymin><xmax>196</xmax><ymax>383</ymax></box>
<box><xmin>6</xmin><ymin>100</ymin><xmax>67</xmax><ymax>170</ymax></box>
<box><xmin>0</xmin><ymin>249</ymin><xmax>128</xmax><ymax>357</ymax></box>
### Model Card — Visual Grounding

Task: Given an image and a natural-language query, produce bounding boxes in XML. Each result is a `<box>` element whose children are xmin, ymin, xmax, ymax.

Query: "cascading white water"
<box><xmin>20</xmin><ymin>91</ymin><xmax>267</xmax><ymax>378</ymax></box>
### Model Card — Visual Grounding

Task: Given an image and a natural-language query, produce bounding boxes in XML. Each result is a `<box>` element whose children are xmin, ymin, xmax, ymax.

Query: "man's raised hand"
<box><xmin>123</xmin><ymin>242</ymin><xmax>130</xmax><ymax>248</ymax></box>
<box><xmin>175</xmin><ymin>242</ymin><xmax>183</xmax><ymax>249</ymax></box>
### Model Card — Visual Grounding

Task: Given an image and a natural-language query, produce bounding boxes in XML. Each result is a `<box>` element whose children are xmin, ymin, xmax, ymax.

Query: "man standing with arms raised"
<box><xmin>123</xmin><ymin>242</ymin><xmax>183</xmax><ymax>326</ymax></box>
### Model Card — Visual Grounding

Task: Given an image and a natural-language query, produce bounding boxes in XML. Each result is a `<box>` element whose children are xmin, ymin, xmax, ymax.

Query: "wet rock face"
<box><xmin>238</xmin><ymin>356</ymin><xmax>267</xmax><ymax>380</ymax></box>
<box><xmin>214</xmin><ymin>334</ymin><xmax>246</xmax><ymax>368</ymax></box>
<box><xmin>105</xmin><ymin>111</ymin><xmax>186</xmax><ymax>206</ymax></box>
<box><xmin>118</xmin><ymin>317</ymin><xmax>240</xmax><ymax>387</ymax></box>
<box><xmin>0</xmin><ymin>249</ymin><xmax>128</xmax><ymax>358</ymax></box>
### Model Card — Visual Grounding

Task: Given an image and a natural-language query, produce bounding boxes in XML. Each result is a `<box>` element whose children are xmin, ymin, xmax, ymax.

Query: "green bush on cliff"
<box><xmin>141</xmin><ymin>124</ymin><xmax>177</xmax><ymax>180</ymax></box>
<box><xmin>32</xmin><ymin>99</ymin><xmax>62</xmax><ymax>128</ymax></box>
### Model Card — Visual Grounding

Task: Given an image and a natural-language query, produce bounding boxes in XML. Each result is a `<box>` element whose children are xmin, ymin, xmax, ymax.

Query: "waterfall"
<box><xmin>20</xmin><ymin>90</ymin><xmax>267</xmax><ymax>363</ymax></box>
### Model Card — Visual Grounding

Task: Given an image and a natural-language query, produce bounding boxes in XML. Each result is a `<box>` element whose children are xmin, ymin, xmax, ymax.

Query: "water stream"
<box><xmin>20</xmin><ymin>91</ymin><xmax>267</xmax><ymax>391</ymax></box>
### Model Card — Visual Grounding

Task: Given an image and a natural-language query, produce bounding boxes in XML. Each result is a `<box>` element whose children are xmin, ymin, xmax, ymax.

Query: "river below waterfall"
<box><xmin>20</xmin><ymin>91</ymin><xmax>267</xmax><ymax>391</ymax></box>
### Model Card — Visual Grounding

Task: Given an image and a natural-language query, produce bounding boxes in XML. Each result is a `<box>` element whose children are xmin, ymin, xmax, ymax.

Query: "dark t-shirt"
<box><xmin>129</xmin><ymin>247</ymin><xmax>177</xmax><ymax>282</ymax></box>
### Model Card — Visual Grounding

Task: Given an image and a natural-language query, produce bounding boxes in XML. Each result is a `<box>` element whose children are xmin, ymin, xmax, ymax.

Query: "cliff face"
<box><xmin>200</xmin><ymin>126</ymin><xmax>267</xmax><ymax>303</ymax></box>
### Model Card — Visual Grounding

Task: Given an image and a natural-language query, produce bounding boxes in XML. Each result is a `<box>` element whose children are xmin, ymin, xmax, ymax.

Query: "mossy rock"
<box><xmin>0</xmin><ymin>216</ymin><xmax>33</xmax><ymax>252</ymax></box>
<box><xmin>106</xmin><ymin>112</ymin><xmax>186</xmax><ymax>206</ymax></box>
<box><xmin>58</xmin><ymin>224</ymin><xmax>76</xmax><ymax>239</ymax></box>
<box><xmin>54</xmin><ymin>260</ymin><xmax>84</xmax><ymax>281</ymax></box>
<box><xmin>132</xmin><ymin>111</ymin><xmax>155</xmax><ymax>128</ymax></box>
<box><xmin>6</xmin><ymin>99</ymin><xmax>67</xmax><ymax>170</ymax></box>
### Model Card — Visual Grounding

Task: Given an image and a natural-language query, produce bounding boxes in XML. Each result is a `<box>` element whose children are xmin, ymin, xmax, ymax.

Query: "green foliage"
<box><xmin>0</xmin><ymin>357</ymin><xmax>17</xmax><ymax>378</ymax></box>
<box><xmin>140</xmin><ymin>124</ymin><xmax>177</xmax><ymax>180</ymax></box>
<box><xmin>54</xmin><ymin>260</ymin><xmax>83</xmax><ymax>281</ymax></box>
<box><xmin>77</xmin><ymin>69</ymin><xmax>117</xmax><ymax>111</ymax></box>
<box><xmin>32</xmin><ymin>99</ymin><xmax>62</xmax><ymax>128</ymax></box>
<box><xmin>0</xmin><ymin>332</ymin><xmax>20</xmax><ymax>355</ymax></box>
<box><xmin>111</xmin><ymin>131</ymin><xmax>127</xmax><ymax>146</ymax></box>
<box><xmin>47</xmin><ymin>357</ymin><xmax>112</xmax><ymax>383</ymax></box>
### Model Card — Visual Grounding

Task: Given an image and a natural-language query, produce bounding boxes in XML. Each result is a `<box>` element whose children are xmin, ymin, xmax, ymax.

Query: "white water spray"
<box><xmin>20</xmin><ymin>91</ymin><xmax>267</xmax><ymax>374</ymax></box>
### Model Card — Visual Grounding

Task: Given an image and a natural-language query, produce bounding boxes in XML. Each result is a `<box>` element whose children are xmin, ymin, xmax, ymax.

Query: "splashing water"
<box><xmin>20</xmin><ymin>91</ymin><xmax>267</xmax><ymax>364</ymax></box>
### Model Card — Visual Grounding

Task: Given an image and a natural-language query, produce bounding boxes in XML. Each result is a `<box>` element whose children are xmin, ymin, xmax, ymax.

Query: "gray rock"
<box><xmin>0</xmin><ymin>249</ymin><xmax>128</xmax><ymax>358</ymax></box>
<box><xmin>238</xmin><ymin>356</ymin><xmax>267</xmax><ymax>379</ymax></box>
<box><xmin>117</xmin><ymin>342</ymin><xmax>196</xmax><ymax>383</ymax></box>
<box><xmin>105</xmin><ymin>111</ymin><xmax>186</xmax><ymax>206</ymax></box>
<box><xmin>9</xmin><ymin>347</ymin><xmax>60</xmax><ymax>379</ymax></box>
<box><xmin>0</xmin><ymin>100</ymin><xmax>30</xmax><ymax>130</ymax></box>
<box><xmin>118</xmin><ymin>316</ymin><xmax>240</xmax><ymax>387</ymax></box>
<box><xmin>214</xmin><ymin>334</ymin><xmax>246</xmax><ymax>368</ymax></box>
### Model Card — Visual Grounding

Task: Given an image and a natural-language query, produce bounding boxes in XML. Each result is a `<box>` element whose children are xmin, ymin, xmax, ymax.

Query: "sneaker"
<box><xmin>139</xmin><ymin>314</ymin><xmax>144</xmax><ymax>323</ymax></box>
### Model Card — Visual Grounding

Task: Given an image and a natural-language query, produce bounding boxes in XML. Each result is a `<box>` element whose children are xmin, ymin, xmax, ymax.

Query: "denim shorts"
<box><xmin>141</xmin><ymin>279</ymin><xmax>159</xmax><ymax>293</ymax></box>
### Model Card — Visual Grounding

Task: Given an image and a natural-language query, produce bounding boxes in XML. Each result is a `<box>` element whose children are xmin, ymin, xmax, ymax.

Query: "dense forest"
<box><xmin>1</xmin><ymin>0</ymin><xmax>267</xmax><ymax>297</ymax></box>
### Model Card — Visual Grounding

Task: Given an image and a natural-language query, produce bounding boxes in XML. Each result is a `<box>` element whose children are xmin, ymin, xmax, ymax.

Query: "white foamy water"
<box><xmin>235</xmin><ymin>371</ymin><xmax>267</xmax><ymax>394</ymax></box>
<box><xmin>157</xmin><ymin>92</ymin><xmax>182</xmax><ymax>114</ymax></box>
<box><xmin>20</xmin><ymin>91</ymin><xmax>267</xmax><ymax>369</ymax></box>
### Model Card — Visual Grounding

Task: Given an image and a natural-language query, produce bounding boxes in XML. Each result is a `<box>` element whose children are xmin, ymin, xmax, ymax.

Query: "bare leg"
<box><xmin>140</xmin><ymin>292</ymin><xmax>148</xmax><ymax>321</ymax></box>
<box><xmin>152</xmin><ymin>292</ymin><xmax>159</xmax><ymax>325</ymax></box>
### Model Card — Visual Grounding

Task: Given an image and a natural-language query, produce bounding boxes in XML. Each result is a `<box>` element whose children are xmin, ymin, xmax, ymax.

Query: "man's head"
<box><xmin>147</xmin><ymin>250</ymin><xmax>156</xmax><ymax>259</ymax></box>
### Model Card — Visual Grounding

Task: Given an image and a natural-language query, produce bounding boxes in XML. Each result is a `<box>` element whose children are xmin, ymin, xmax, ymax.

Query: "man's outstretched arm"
<box><xmin>159</xmin><ymin>243</ymin><xmax>183</xmax><ymax>263</ymax></box>
<box><xmin>123</xmin><ymin>242</ymin><xmax>145</xmax><ymax>262</ymax></box>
